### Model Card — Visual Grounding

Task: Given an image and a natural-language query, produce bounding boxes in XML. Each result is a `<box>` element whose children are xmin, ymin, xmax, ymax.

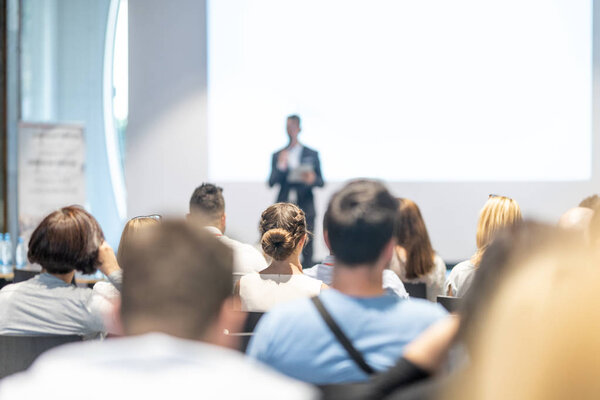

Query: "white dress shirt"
<box><xmin>205</xmin><ymin>226</ymin><xmax>267</xmax><ymax>274</ymax></box>
<box><xmin>304</xmin><ymin>255</ymin><xmax>409</xmax><ymax>298</ymax></box>
<box><xmin>0</xmin><ymin>333</ymin><xmax>318</xmax><ymax>400</ymax></box>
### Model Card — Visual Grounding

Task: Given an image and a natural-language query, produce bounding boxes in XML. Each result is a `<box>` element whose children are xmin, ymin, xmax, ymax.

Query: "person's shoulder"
<box><xmin>303</xmin><ymin>265</ymin><xmax>319</xmax><ymax>278</ymax></box>
<box><xmin>302</xmin><ymin>145</ymin><xmax>319</xmax><ymax>155</ymax></box>
<box><xmin>449</xmin><ymin>259</ymin><xmax>475</xmax><ymax>274</ymax></box>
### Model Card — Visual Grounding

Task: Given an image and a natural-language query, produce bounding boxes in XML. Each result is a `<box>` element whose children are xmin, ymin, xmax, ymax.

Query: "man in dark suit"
<box><xmin>268</xmin><ymin>115</ymin><xmax>324</xmax><ymax>266</ymax></box>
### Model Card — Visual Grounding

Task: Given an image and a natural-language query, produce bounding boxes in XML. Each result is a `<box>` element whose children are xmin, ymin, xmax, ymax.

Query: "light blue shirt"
<box><xmin>304</xmin><ymin>255</ymin><xmax>409</xmax><ymax>298</ymax></box>
<box><xmin>247</xmin><ymin>288</ymin><xmax>448</xmax><ymax>384</ymax></box>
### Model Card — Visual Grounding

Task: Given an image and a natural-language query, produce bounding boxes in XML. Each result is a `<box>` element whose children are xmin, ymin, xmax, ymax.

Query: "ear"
<box><xmin>323</xmin><ymin>230</ymin><xmax>331</xmax><ymax>252</ymax></box>
<box><xmin>206</xmin><ymin>298</ymin><xmax>245</xmax><ymax>350</ymax></box>
<box><xmin>299</xmin><ymin>233</ymin><xmax>307</xmax><ymax>249</ymax></box>
<box><xmin>379</xmin><ymin>239</ymin><xmax>396</xmax><ymax>268</ymax></box>
<box><xmin>221</xmin><ymin>213</ymin><xmax>227</xmax><ymax>233</ymax></box>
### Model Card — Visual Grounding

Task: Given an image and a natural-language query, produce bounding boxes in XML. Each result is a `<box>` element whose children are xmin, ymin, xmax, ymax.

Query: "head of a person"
<box><xmin>286</xmin><ymin>114</ymin><xmax>301</xmax><ymax>142</ymax></box>
<box><xmin>579</xmin><ymin>194</ymin><xmax>600</xmax><ymax>210</ymax></box>
<box><xmin>188</xmin><ymin>183</ymin><xmax>226</xmax><ymax>233</ymax></box>
<box><xmin>117</xmin><ymin>216</ymin><xmax>160</xmax><ymax>267</ymax></box>
<box><xmin>558</xmin><ymin>207</ymin><xmax>594</xmax><ymax>240</ymax></box>
<box><xmin>119</xmin><ymin>220</ymin><xmax>238</xmax><ymax>344</ymax></box>
<box><xmin>472</xmin><ymin>195</ymin><xmax>522</xmax><ymax>266</ymax></box>
<box><xmin>28</xmin><ymin>206</ymin><xmax>104</xmax><ymax>275</ymax></box>
<box><xmin>323</xmin><ymin>180</ymin><xmax>398</xmax><ymax>268</ymax></box>
<box><xmin>259</xmin><ymin>203</ymin><xmax>307</xmax><ymax>262</ymax></box>
<box><xmin>449</xmin><ymin>224</ymin><xmax>600</xmax><ymax>400</ymax></box>
<box><xmin>395</xmin><ymin>198</ymin><xmax>435</xmax><ymax>279</ymax></box>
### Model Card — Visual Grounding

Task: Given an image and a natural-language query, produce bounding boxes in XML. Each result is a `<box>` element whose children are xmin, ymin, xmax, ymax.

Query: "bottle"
<box><xmin>3</xmin><ymin>233</ymin><xmax>13</xmax><ymax>271</ymax></box>
<box><xmin>15</xmin><ymin>237</ymin><xmax>26</xmax><ymax>269</ymax></box>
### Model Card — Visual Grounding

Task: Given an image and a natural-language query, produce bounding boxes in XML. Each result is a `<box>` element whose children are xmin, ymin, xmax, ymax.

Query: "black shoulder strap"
<box><xmin>311</xmin><ymin>296</ymin><xmax>376</xmax><ymax>375</ymax></box>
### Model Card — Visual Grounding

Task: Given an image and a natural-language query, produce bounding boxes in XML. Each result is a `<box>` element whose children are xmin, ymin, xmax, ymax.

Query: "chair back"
<box><xmin>226</xmin><ymin>311</ymin><xmax>265</xmax><ymax>353</ymax></box>
<box><xmin>403</xmin><ymin>282</ymin><xmax>427</xmax><ymax>299</ymax></box>
<box><xmin>13</xmin><ymin>269</ymin><xmax>40</xmax><ymax>283</ymax></box>
<box><xmin>436</xmin><ymin>296</ymin><xmax>462</xmax><ymax>313</ymax></box>
<box><xmin>0</xmin><ymin>334</ymin><xmax>83</xmax><ymax>379</ymax></box>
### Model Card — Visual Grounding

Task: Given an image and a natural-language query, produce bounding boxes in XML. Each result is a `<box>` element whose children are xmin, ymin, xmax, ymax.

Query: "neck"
<box><xmin>261</xmin><ymin>254</ymin><xmax>303</xmax><ymax>274</ymax></box>
<box><xmin>47</xmin><ymin>270</ymin><xmax>75</xmax><ymax>284</ymax></box>
<box><xmin>331</xmin><ymin>262</ymin><xmax>384</xmax><ymax>297</ymax></box>
<box><xmin>288</xmin><ymin>138</ymin><xmax>299</xmax><ymax>148</ymax></box>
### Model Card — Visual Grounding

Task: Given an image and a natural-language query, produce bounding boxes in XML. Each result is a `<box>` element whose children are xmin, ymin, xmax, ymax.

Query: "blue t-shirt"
<box><xmin>246</xmin><ymin>289</ymin><xmax>448</xmax><ymax>384</ymax></box>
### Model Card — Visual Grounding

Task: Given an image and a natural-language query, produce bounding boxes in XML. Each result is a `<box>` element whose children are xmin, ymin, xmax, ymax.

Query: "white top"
<box><xmin>0</xmin><ymin>333</ymin><xmax>318</xmax><ymax>400</ymax></box>
<box><xmin>239</xmin><ymin>273</ymin><xmax>323</xmax><ymax>312</ymax></box>
<box><xmin>390</xmin><ymin>254</ymin><xmax>447</xmax><ymax>301</ymax></box>
<box><xmin>278</xmin><ymin>143</ymin><xmax>303</xmax><ymax>171</ymax></box>
<box><xmin>444</xmin><ymin>259</ymin><xmax>477</xmax><ymax>297</ymax></box>
<box><xmin>0</xmin><ymin>271</ymin><xmax>121</xmax><ymax>338</ymax></box>
<box><xmin>304</xmin><ymin>255</ymin><xmax>409</xmax><ymax>298</ymax></box>
<box><xmin>205</xmin><ymin>226</ymin><xmax>267</xmax><ymax>274</ymax></box>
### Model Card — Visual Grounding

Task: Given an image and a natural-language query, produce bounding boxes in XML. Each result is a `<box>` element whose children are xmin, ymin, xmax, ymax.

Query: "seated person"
<box><xmin>0</xmin><ymin>221</ymin><xmax>317</xmax><ymax>399</ymax></box>
<box><xmin>236</xmin><ymin>203</ymin><xmax>326</xmax><ymax>312</ymax></box>
<box><xmin>188</xmin><ymin>183</ymin><xmax>267</xmax><ymax>273</ymax></box>
<box><xmin>389</xmin><ymin>198</ymin><xmax>446</xmax><ymax>301</ymax></box>
<box><xmin>0</xmin><ymin>206</ymin><xmax>122</xmax><ymax>338</ymax></box>
<box><xmin>94</xmin><ymin>215</ymin><xmax>160</xmax><ymax>300</ymax></box>
<box><xmin>247</xmin><ymin>180</ymin><xmax>447</xmax><ymax>384</ymax></box>
<box><xmin>304</xmin><ymin>214</ymin><xmax>408</xmax><ymax>298</ymax></box>
<box><xmin>445</xmin><ymin>195</ymin><xmax>521</xmax><ymax>297</ymax></box>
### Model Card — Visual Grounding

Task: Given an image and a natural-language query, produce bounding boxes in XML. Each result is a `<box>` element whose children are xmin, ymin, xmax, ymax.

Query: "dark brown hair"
<box><xmin>395</xmin><ymin>198</ymin><xmax>435</xmax><ymax>279</ymax></box>
<box><xmin>28</xmin><ymin>206</ymin><xmax>105</xmax><ymax>275</ymax></box>
<box><xmin>120</xmin><ymin>220</ymin><xmax>233</xmax><ymax>340</ymax></box>
<box><xmin>324</xmin><ymin>180</ymin><xmax>398</xmax><ymax>266</ymax></box>
<box><xmin>259</xmin><ymin>203</ymin><xmax>307</xmax><ymax>261</ymax></box>
<box><xmin>579</xmin><ymin>194</ymin><xmax>600</xmax><ymax>210</ymax></box>
<box><xmin>189</xmin><ymin>183</ymin><xmax>225</xmax><ymax>220</ymax></box>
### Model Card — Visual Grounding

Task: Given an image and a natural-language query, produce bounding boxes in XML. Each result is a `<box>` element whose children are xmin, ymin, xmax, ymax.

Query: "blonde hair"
<box><xmin>117</xmin><ymin>217</ymin><xmax>160</xmax><ymax>266</ymax></box>
<box><xmin>448</xmin><ymin>242</ymin><xmax>600</xmax><ymax>400</ymax></box>
<box><xmin>471</xmin><ymin>196</ymin><xmax>521</xmax><ymax>266</ymax></box>
<box><xmin>259</xmin><ymin>203</ymin><xmax>307</xmax><ymax>261</ymax></box>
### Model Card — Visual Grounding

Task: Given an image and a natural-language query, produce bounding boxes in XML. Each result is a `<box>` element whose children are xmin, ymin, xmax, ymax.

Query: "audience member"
<box><xmin>188</xmin><ymin>183</ymin><xmax>267</xmax><ymax>273</ymax></box>
<box><xmin>445</xmin><ymin>195</ymin><xmax>521</xmax><ymax>297</ymax></box>
<box><xmin>0</xmin><ymin>206</ymin><xmax>121</xmax><ymax>338</ymax></box>
<box><xmin>304</xmin><ymin>212</ymin><xmax>408</xmax><ymax>298</ymax></box>
<box><xmin>247</xmin><ymin>180</ymin><xmax>447</xmax><ymax>384</ymax></box>
<box><xmin>558</xmin><ymin>206</ymin><xmax>594</xmax><ymax>242</ymax></box>
<box><xmin>236</xmin><ymin>203</ymin><xmax>326</xmax><ymax>311</ymax></box>
<box><xmin>95</xmin><ymin>215</ymin><xmax>160</xmax><ymax>301</ymax></box>
<box><xmin>446</xmin><ymin>225</ymin><xmax>599</xmax><ymax>400</ymax></box>
<box><xmin>0</xmin><ymin>220</ymin><xmax>317</xmax><ymax>399</ymax></box>
<box><xmin>389</xmin><ymin>198</ymin><xmax>446</xmax><ymax>301</ymax></box>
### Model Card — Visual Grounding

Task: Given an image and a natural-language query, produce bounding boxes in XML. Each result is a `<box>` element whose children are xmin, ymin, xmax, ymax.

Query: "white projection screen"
<box><xmin>208</xmin><ymin>0</ymin><xmax>592</xmax><ymax>182</ymax></box>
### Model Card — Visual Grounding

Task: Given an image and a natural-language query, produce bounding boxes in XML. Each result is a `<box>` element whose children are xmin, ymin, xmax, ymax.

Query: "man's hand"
<box><xmin>301</xmin><ymin>170</ymin><xmax>316</xmax><ymax>185</ymax></box>
<box><xmin>277</xmin><ymin>150</ymin><xmax>289</xmax><ymax>171</ymax></box>
<box><xmin>97</xmin><ymin>241</ymin><xmax>121</xmax><ymax>277</ymax></box>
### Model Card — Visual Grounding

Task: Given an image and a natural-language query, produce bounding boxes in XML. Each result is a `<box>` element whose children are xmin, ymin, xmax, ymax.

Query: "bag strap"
<box><xmin>311</xmin><ymin>296</ymin><xmax>376</xmax><ymax>375</ymax></box>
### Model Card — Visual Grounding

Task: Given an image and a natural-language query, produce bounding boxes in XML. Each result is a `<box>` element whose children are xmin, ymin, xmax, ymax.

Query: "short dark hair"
<box><xmin>189</xmin><ymin>183</ymin><xmax>225</xmax><ymax>220</ymax></box>
<box><xmin>287</xmin><ymin>114</ymin><xmax>301</xmax><ymax>127</ymax></box>
<box><xmin>324</xmin><ymin>180</ymin><xmax>398</xmax><ymax>266</ymax></box>
<box><xmin>579</xmin><ymin>194</ymin><xmax>600</xmax><ymax>210</ymax></box>
<box><xmin>120</xmin><ymin>220</ymin><xmax>233</xmax><ymax>340</ymax></box>
<box><xmin>28</xmin><ymin>206</ymin><xmax>105</xmax><ymax>275</ymax></box>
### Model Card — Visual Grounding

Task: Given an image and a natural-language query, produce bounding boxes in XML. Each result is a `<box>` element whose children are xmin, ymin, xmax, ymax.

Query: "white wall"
<box><xmin>128</xmin><ymin>0</ymin><xmax>600</xmax><ymax>263</ymax></box>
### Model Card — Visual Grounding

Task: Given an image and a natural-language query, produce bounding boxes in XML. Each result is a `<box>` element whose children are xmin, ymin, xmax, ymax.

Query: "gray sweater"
<box><xmin>0</xmin><ymin>271</ymin><xmax>122</xmax><ymax>338</ymax></box>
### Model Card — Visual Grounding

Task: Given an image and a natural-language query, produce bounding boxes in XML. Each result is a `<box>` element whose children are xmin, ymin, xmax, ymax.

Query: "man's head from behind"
<box><xmin>189</xmin><ymin>183</ymin><xmax>226</xmax><ymax>232</ymax></box>
<box><xmin>120</xmin><ymin>220</ymin><xmax>238</xmax><ymax>344</ymax></box>
<box><xmin>323</xmin><ymin>180</ymin><xmax>398</xmax><ymax>267</ymax></box>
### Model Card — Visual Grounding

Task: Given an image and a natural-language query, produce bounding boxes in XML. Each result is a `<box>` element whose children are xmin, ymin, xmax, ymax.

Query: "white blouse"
<box><xmin>390</xmin><ymin>253</ymin><xmax>447</xmax><ymax>302</ymax></box>
<box><xmin>239</xmin><ymin>273</ymin><xmax>323</xmax><ymax>312</ymax></box>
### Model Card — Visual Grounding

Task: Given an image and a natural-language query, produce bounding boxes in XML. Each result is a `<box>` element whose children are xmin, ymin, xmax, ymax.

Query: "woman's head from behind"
<box><xmin>117</xmin><ymin>216</ymin><xmax>160</xmax><ymax>267</ymax></box>
<box><xmin>28</xmin><ymin>206</ymin><xmax>104</xmax><ymax>275</ymax></box>
<box><xmin>472</xmin><ymin>195</ymin><xmax>522</xmax><ymax>266</ymax></box>
<box><xmin>395</xmin><ymin>198</ymin><xmax>435</xmax><ymax>279</ymax></box>
<box><xmin>259</xmin><ymin>203</ymin><xmax>307</xmax><ymax>261</ymax></box>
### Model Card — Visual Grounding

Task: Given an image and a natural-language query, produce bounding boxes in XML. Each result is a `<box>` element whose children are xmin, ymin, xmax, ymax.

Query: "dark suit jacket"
<box><xmin>268</xmin><ymin>146</ymin><xmax>324</xmax><ymax>217</ymax></box>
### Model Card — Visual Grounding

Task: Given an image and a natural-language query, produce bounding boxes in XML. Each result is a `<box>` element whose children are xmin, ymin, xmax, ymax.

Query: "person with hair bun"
<box><xmin>236</xmin><ymin>203</ymin><xmax>326</xmax><ymax>312</ymax></box>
